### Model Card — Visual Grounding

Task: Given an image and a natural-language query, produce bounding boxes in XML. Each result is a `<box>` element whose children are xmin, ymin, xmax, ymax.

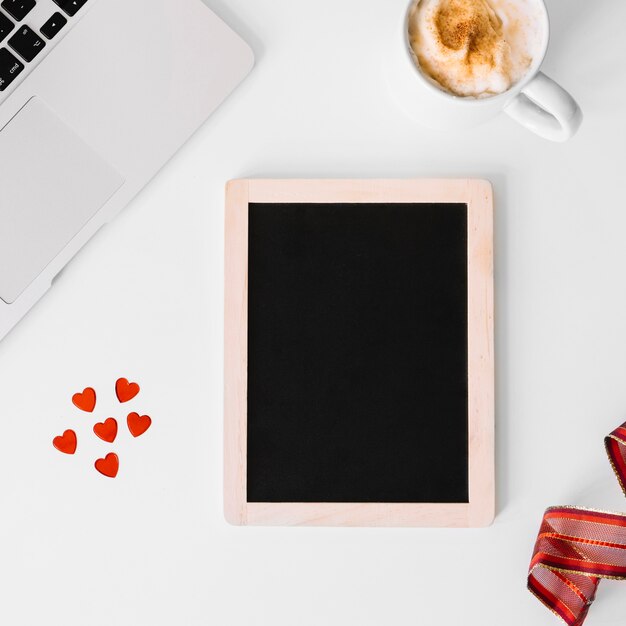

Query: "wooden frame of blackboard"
<box><xmin>224</xmin><ymin>179</ymin><xmax>494</xmax><ymax>527</ymax></box>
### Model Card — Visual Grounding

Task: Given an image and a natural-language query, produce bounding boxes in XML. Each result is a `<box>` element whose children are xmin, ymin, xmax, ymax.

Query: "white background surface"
<box><xmin>0</xmin><ymin>0</ymin><xmax>625</xmax><ymax>624</ymax></box>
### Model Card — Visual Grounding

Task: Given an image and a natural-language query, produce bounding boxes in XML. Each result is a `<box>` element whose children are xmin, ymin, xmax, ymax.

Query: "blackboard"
<box><xmin>247</xmin><ymin>202</ymin><xmax>468</xmax><ymax>503</ymax></box>
<box><xmin>225</xmin><ymin>180</ymin><xmax>494</xmax><ymax>527</ymax></box>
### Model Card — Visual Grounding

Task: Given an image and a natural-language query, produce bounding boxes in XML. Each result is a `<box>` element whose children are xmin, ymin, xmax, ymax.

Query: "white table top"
<box><xmin>1</xmin><ymin>0</ymin><xmax>625</xmax><ymax>624</ymax></box>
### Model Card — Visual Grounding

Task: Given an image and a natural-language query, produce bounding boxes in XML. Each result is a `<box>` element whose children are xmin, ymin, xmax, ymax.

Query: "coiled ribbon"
<box><xmin>528</xmin><ymin>423</ymin><xmax>626</xmax><ymax>625</ymax></box>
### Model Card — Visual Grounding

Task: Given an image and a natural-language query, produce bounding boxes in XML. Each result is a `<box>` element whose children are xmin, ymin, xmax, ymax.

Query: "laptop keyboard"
<box><xmin>0</xmin><ymin>0</ymin><xmax>88</xmax><ymax>93</ymax></box>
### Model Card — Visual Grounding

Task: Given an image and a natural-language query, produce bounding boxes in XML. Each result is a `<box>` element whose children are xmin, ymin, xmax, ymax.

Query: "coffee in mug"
<box><xmin>408</xmin><ymin>0</ymin><xmax>545</xmax><ymax>98</ymax></box>
<box><xmin>387</xmin><ymin>0</ymin><xmax>583</xmax><ymax>140</ymax></box>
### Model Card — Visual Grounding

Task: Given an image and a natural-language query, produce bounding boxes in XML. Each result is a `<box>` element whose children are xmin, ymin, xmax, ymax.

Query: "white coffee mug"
<box><xmin>387</xmin><ymin>0</ymin><xmax>583</xmax><ymax>141</ymax></box>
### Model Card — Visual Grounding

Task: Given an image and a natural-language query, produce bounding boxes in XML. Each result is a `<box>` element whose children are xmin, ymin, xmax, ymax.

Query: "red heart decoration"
<box><xmin>116</xmin><ymin>378</ymin><xmax>140</xmax><ymax>403</ymax></box>
<box><xmin>53</xmin><ymin>429</ymin><xmax>77</xmax><ymax>455</ymax></box>
<box><xmin>93</xmin><ymin>418</ymin><xmax>118</xmax><ymax>443</ymax></box>
<box><xmin>127</xmin><ymin>412</ymin><xmax>151</xmax><ymax>438</ymax></box>
<box><xmin>72</xmin><ymin>387</ymin><xmax>96</xmax><ymax>413</ymax></box>
<box><xmin>95</xmin><ymin>453</ymin><xmax>119</xmax><ymax>478</ymax></box>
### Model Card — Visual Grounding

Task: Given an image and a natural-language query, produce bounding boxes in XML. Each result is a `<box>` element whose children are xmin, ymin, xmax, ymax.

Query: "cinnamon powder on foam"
<box><xmin>435</xmin><ymin>0</ymin><xmax>502</xmax><ymax>65</ymax></box>
<box><xmin>409</xmin><ymin>0</ymin><xmax>535</xmax><ymax>98</ymax></box>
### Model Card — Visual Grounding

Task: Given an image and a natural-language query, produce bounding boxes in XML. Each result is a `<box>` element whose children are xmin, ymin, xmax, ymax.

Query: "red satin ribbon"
<box><xmin>528</xmin><ymin>423</ymin><xmax>626</xmax><ymax>625</ymax></box>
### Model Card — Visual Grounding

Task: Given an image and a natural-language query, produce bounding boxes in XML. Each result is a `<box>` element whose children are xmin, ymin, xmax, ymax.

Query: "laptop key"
<box><xmin>40</xmin><ymin>12</ymin><xmax>66</xmax><ymax>39</ymax></box>
<box><xmin>0</xmin><ymin>12</ymin><xmax>14</xmax><ymax>44</ymax></box>
<box><xmin>0</xmin><ymin>47</ymin><xmax>23</xmax><ymax>91</ymax></box>
<box><xmin>8</xmin><ymin>25</ymin><xmax>45</xmax><ymax>62</ymax></box>
<box><xmin>0</xmin><ymin>0</ymin><xmax>35</xmax><ymax>22</ymax></box>
<box><xmin>52</xmin><ymin>0</ymin><xmax>87</xmax><ymax>17</ymax></box>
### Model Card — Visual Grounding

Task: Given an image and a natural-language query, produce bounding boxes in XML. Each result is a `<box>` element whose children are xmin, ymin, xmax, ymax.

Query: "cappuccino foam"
<box><xmin>408</xmin><ymin>0</ymin><xmax>543</xmax><ymax>98</ymax></box>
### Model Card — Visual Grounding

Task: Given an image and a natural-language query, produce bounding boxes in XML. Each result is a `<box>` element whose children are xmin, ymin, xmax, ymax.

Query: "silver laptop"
<box><xmin>0</xmin><ymin>0</ymin><xmax>253</xmax><ymax>341</ymax></box>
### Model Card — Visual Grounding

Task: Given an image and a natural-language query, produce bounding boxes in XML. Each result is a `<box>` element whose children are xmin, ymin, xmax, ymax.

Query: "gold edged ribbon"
<box><xmin>528</xmin><ymin>423</ymin><xmax>626</xmax><ymax>625</ymax></box>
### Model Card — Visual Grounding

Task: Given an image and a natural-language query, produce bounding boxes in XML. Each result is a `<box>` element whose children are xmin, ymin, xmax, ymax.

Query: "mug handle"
<box><xmin>504</xmin><ymin>72</ymin><xmax>583</xmax><ymax>142</ymax></box>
